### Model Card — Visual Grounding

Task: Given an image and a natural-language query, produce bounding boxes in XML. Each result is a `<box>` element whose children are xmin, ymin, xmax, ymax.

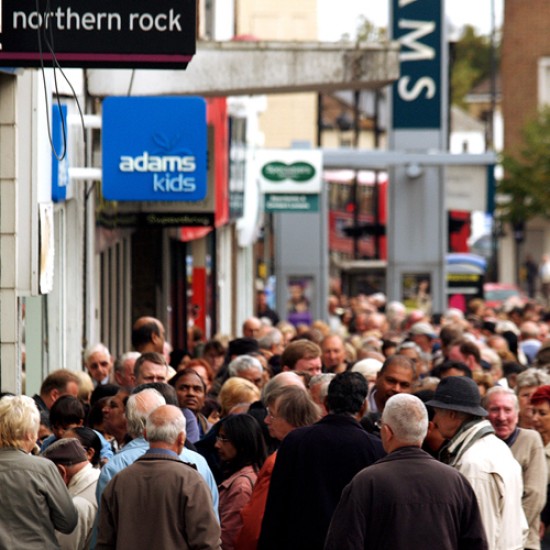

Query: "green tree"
<box><xmin>451</xmin><ymin>25</ymin><xmax>496</xmax><ymax>107</ymax></box>
<box><xmin>498</xmin><ymin>106</ymin><xmax>550</xmax><ymax>225</ymax></box>
<box><xmin>341</xmin><ymin>16</ymin><xmax>386</xmax><ymax>42</ymax></box>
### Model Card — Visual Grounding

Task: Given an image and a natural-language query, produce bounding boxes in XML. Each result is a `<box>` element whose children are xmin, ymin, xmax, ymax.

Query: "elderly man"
<box><xmin>97</xmin><ymin>405</ymin><xmax>220</xmax><ymax>549</ymax></box>
<box><xmin>113</xmin><ymin>351</ymin><xmax>140</xmax><ymax>389</ymax></box>
<box><xmin>325</xmin><ymin>394</ymin><xmax>488</xmax><ymax>550</ymax></box>
<box><xmin>84</xmin><ymin>343</ymin><xmax>113</xmax><ymax>386</ymax></box>
<box><xmin>131</xmin><ymin>316</ymin><xmax>166</xmax><ymax>354</ymax></box>
<box><xmin>228</xmin><ymin>354</ymin><xmax>264</xmax><ymax>388</ymax></box>
<box><xmin>321</xmin><ymin>334</ymin><xmax>349</xmax><ymax>374</ymax></box>
<box><xmin>133</xmin><ymin>352</ymin><xmax>169</xmax><ymax>385</ymax></box>
<box><xmin>43</xmin><ymin>438</ymin><xmax>100</xmax><ymax>550</ymax></box>
<box><xmin>484</xmin><ymin>386</ymin><xmax>547</xmax><ymax>550</ymax></box>
<box><xmin>428</xmin><ymin>376</ymin><xmax>527</xmax><ymax>550</ymax></box>
<box><xmin>96</xmin><ymin>388</ymin><xmax>218</xmax><ymax>511</ymax></box>
<box><xmin>242</xmin><ymin>316</ymin><xmax>262</xmax><ymax>339</ymax></box>
<box><xmin>0</xmin><ymin>395</ymin><xmax>77</xmax><ymax>548</ymax></box>
<box><xmin>259</xmin><ymin>372</ymin><xmax>384</xmax><ymax>550</ymax></box>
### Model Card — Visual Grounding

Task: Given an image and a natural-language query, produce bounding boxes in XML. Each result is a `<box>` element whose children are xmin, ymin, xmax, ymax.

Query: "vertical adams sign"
<box><xmin>391</xmin><ymin>0</ymin><xmax>442</xmax><ymax>131</ymax></box>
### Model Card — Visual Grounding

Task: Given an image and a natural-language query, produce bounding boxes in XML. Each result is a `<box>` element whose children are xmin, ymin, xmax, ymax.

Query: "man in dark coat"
<box><xmin>258</xmin><ymin>372</ymin><xmax>384</xmax><ymax>550</ymax></box>
<box><xmin>325</xmin><ymin>394</ymin><xmax>488</xmax><ymax>550</ymax></box>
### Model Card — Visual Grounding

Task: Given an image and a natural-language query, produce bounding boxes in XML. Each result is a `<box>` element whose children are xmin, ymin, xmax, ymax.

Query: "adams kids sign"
<box><xmin>102</xmin><ymin>97</ymin><xmax>207</xmax><ymax>202</ymax></box>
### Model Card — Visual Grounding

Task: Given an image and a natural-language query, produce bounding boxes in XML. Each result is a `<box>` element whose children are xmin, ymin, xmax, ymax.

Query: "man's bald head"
<box><xmin>145</xmin><ymin>404</ymin><xmax>186</xmax><ymax>445</ymax></box>
<box><xmin>132</xmin><ymin>316</ymin><xmax>165</xmax><ymax>354</ymax></box>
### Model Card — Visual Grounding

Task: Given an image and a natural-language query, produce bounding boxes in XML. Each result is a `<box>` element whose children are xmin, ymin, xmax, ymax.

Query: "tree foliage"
<box><xmin>451</xmin><ymin>25</ymin><xmax>496</xmax><ymax>107</ymax></box>
<box><xmin>342</xmin><ymin>16</ymin><xmax>386</xmax><ymax>43</ymax></box>
<box><xmin>498</xmin><ymin>106</ymin><xmax>550</xmax><ymax>224</ymax></box>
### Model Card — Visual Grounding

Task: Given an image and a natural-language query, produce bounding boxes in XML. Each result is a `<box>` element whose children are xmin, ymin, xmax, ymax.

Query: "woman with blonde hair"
<box><xmin>0</xmin><ymin>395</ymin><xmax>77</xmax><ymax>547</ymax></box>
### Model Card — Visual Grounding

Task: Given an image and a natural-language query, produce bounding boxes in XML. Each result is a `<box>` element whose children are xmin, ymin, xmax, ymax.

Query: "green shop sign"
<box><xmin>261</xmin><ymin>161</ymin><xmax>316</xmax><ymax>183</ymax></box>
<box><xmin>264</xmin><ymin>194</ymin><xmax>319</xmax><ymax>212</ymax></box>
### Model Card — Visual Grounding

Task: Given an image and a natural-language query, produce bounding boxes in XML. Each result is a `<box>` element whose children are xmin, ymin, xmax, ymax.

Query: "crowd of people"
<box><xmin>2</xmin><ymin>293</ymin><xmax>550</xmax><ymax>549</ymax></box>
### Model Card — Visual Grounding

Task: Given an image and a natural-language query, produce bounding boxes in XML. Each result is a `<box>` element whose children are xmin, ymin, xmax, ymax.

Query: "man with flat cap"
<box><xmin>43</xmin><ymin>438</ymin><xmax>99</xmax><ymax>550</ymax></box>
<box><xmin>427</xmin><ymin>376</ymin><xmax>527</xmax><ymax>550</ymax></box>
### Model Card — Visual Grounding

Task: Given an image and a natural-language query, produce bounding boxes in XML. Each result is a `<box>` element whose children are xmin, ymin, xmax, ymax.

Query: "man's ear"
<box><xmin>56</xmin><ymin>464</ymin><xmax>69</xmax><ymax>484</ymax></box>
<box><xmin>357</xmin><ymin>399</ymin><xmax>368</xmax><ymax>419</ymax></box>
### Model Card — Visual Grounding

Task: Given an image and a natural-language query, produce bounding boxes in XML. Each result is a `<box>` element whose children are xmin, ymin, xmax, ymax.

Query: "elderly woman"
<box><xmin>0</xmin><ymin>395</ymin><xmax>77</xmax><ymax>548</ymax></box>
<box><xmin>516</xmin><ymin>368</ymin><xmax>550</xmax><ymax>429</ymax></box>
<box><xmin>235</xmin><ymin>386</ymin><xmax>320</xmax><ymax>549</ymax></box>
<box><xmin>531</xmin><ymin>385</ymin><xmax>550</xmax><ymax>542</ymax></box>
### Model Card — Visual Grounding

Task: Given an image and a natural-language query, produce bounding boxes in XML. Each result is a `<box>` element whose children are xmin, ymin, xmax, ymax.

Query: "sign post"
<box><xmin>388</xmin><ymin>0</ymin><xmax>448</xmax><ymax>314</ymax></box>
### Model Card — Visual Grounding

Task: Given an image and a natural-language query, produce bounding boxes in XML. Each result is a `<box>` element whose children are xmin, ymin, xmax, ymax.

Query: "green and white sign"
<box><xmin>265</xmin><ymin>193</ymin><xmax>319</xmax><ymax>212</ymax></box>
<box><xmin>257</xmin><ymin>149</ymin><xmax>322</xmax><ymax>194</ymax></box>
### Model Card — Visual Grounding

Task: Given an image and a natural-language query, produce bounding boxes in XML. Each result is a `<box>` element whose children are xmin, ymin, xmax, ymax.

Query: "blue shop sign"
<box><xmin>52</xmin><ymin>104</ymin><xmax>70</xmax><ymax>203</ymax></box>
<box><xmin>102</xmin><ymin>96</ymin><xmax>207</xmax><ymax>201</ymax></box>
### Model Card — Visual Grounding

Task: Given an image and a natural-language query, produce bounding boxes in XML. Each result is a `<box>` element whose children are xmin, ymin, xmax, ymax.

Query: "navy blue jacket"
<box><xmin>258</xmin><ymin>414</ymin><xmax>384</xmax><ymax>550</ymax></box>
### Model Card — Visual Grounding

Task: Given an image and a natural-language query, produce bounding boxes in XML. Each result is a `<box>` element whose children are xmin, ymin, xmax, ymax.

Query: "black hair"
<box><xmin>326</xmin><ymin>371</ymin><xmax>368</xmax><ymax>415</ymax></box>
<box><xmin>68</xmin><ymin>426</ymin><xmax>102</xmax><ymax>467</ymax></box>
<box><xmin>90</xmin><ymin>384</ymin><xmax>119</xmax><ymax>407</ymax></box>
<box><xmin>201</xmin><ymin>397</ymin><xmax>221</xmax><ymax>418</ymax></box>
<box><xmin>86</xmin><ymin>396</ymin><xmax>110</xmax><ymax>430</ymax></box>
<box><xmin>49</xmin><ymin>395</ymin><xmax>85</xmax><ymax>428</ymax></box>
<box><xmin>414</xmin><ymin>389</ymin><xmax>436</xmax><ymax>421</ymax></box>
<box><xmin>169</xmin><ymin>368</ymin><xmax>206</xmax><ymax>392</ymax></box>
<box><xmin>131</xmin><ymin>321</ymin><xmax>160</xmax><ymax>350</ymax></box>
<box><xmin>218</xmin><ymin>414</ymin><xmax>267</xmax><ymax>476</ymax></box>
<box><xmin>432</xmin><ymin>360</ymin><xmax>472</xmax><ymax>378</ymax></box>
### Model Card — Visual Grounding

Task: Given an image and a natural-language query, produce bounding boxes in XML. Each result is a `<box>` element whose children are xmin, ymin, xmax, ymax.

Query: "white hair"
<box><xmin>0</xmin><ymin>395</ymin><xmax>40</xmax><ymax>448</ymax></box>
<box><xmin>382</xmin><ymin>394</ymin><xmax>428</xmax><ymax>445</ymax></box>
<box><xmin>126</xmin><ymin>388</ymin><xmax>166</xmax><ymax>438</ymax></box>
<box><xmin>145</xmin><ymin>405</ymin><xmax>186</xmax><ymax>444</ymax></box>
<box><xmin>228</xmin><ymin>355</ymin><xmax>263</xmax><ymax>377</ymax></box>
<box><xmin>483</xmin><ymin>386</ymin><xmax>519</xmax><ymax>412</ymax></box>
<box><xmin>83</xmin><ymin>342</ymin><xmax>110</xmax><ymax>363</ymax></box>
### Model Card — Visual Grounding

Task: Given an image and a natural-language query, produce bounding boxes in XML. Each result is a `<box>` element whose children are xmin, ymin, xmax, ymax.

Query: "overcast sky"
<box><xmin>317</xmin><ymin>0</ymin><xmax>504</xmax><ymax>41</ymax></box>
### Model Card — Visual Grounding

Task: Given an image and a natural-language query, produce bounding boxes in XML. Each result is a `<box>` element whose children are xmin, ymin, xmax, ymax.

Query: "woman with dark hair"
<box><xmin>215</xmin><ymin>414</ymin><xmax>267</xmax><ymax>550</ymax></box>
<box><xmin>236</xmin><ymin>385</ymin><xmax>320</xmax><ymax>549</ymax></box>
<box><xmin>64</xmin><ymin>426</ymin><xmax>103</xmax><ymax>468</ymax></box>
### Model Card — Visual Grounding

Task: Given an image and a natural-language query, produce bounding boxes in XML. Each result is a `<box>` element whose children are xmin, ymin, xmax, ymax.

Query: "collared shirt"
<box><xmin>97</xmin><ymin>436</ymin><xmax>219</xmax><ymax>513</ymax></box>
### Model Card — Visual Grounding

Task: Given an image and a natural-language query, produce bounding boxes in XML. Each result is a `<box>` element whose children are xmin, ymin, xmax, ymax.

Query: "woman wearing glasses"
<box><xmin>235</xmin><ymin>385</ymin><xmax>320</xmax><ymax>550</ymax></box>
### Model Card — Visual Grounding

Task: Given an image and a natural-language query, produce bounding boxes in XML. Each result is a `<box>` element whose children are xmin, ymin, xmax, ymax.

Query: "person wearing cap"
<box><xmin>325</xmin><ymin>394</ymin><xmax>488</xmax><ymax>550</ymax></box>
<box><xmin>43</xmin><ymin>438</ymin><xmax>100</xmax><ymax>550</ymax></box>
<box><xmin>409</xmin><ymin>321</ymin><xmax>436</xmax><ymax>357</ymax></box>
<box><xmin>428</xmin><ymin>376</ymin><xmax>528</xmax><ymax>550</ymax></box>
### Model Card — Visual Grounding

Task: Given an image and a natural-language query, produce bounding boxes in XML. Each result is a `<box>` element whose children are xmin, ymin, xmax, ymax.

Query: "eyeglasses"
<box><xmin>266</xmin><ymin>408</ymin><xmax>279</xmax><ymax>421</ymax></box>
<box><xmin>216</xmin><ymin>435</ymin><xmax>230</xmax><ymax>443</ymax></box>
<box><xmin>89</xmin><ymin>361</ymin><xmax>110</xmax><ymax>369</ymax></box>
